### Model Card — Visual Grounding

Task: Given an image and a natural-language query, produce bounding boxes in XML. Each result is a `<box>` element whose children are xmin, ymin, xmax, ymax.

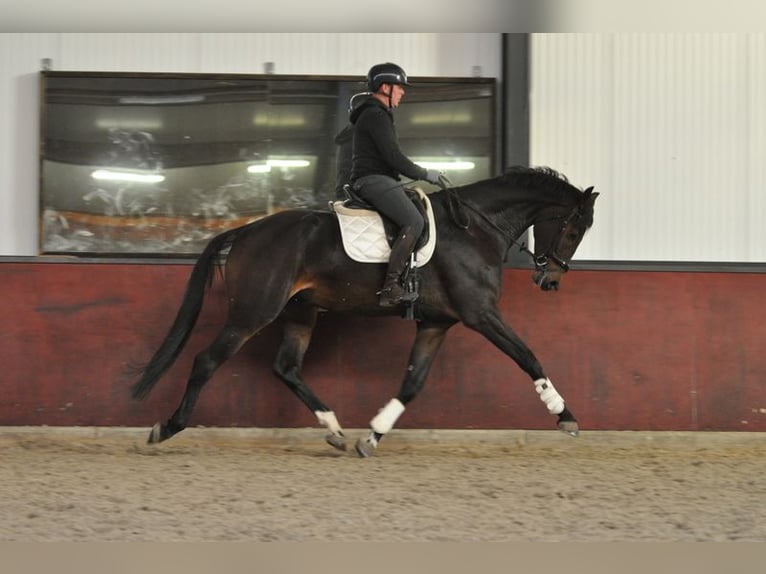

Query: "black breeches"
<box><xmin>353</xmin><ymin>175</ymin><xmax>425</xmax><ymax>239</ymax></box>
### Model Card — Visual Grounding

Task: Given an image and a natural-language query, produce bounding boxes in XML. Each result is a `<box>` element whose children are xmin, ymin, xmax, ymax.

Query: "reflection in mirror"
<box><xmin>40</xmin><ymin>72</ymin><xmax>496</xmax><ymax>256</ymax></box>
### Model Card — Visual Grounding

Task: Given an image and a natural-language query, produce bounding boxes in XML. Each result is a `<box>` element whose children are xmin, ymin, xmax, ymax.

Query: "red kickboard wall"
<box><xmin>1</xmin><ymin>260</ymin><xmax>764</xmax><ymax>431</ymax></box>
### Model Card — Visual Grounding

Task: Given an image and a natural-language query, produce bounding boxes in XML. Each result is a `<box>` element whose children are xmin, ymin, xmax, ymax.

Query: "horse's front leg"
<box><xmin>355</xmin><ymin>321</ymin><xmax>453</xmax><ymax>457</ymax></box>
<box><xmin>465</xmin><ymin>309</ymin><xmax>579</xmax><ymax>436</ymax></box>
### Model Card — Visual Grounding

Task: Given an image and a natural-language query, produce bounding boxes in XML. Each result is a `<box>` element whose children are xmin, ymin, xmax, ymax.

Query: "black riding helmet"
<box><xmin>367</xmin><ymin>62</ymin><xmax>410</xmax><ymax>93</ymax></box>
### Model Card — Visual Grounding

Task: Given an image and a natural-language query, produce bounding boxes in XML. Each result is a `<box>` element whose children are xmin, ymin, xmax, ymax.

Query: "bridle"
<box><xmin>519</xmin><ymin>204</ymin><xmax>584</xmax><ymax>274</ymax></box>
<box><xmin>443</xmin><ymin>186</ymin><xmax>586</xmax><ymax>274</ymax></box>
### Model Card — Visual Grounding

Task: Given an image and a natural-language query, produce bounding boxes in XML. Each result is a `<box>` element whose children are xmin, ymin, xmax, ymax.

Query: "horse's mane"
<box><xmin>503</xmin><ymin>165</ymin><xmax>570</xmax><ymax>183</ymax></box>
<box><xmin>499</xmin><ymin>165</ymin><xmax>582</xmax><ymax>204</ymax></box>
<box><xmin>436</xmin><ymin>165</ymin><xmax>589</xmax><ymax>230</ymax></box>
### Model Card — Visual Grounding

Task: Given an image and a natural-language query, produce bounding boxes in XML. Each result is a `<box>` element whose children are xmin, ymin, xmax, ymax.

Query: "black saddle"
<box><xmin>341</xmin><ymin>184</ymin><xmax>431</xmax><ymax>250</ymax></box>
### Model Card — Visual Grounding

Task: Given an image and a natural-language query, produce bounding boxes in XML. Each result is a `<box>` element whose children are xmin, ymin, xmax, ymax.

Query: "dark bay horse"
<box><xmin>130</xmin><ymin>166</ymin><xmax>599</xmax><ymax>457</ymax></box>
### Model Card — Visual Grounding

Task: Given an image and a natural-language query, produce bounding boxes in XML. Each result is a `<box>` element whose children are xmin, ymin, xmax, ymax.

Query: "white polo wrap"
<box><xmin>370</xmin><ymin>398</ymin><xmax>405</xmax><ymax>434</ymax></box>
<box><xmin>534</xmin><ymin>378</ymin><xmax>565</xmax><ymax>414</ymax></box>
<box><xmin>315</xmin><ymin>410</ymin><xmax>342</xmax><ymax>434</ymax></box>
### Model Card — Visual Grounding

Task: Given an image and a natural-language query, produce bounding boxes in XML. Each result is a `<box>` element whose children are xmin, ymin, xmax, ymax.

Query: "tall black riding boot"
<box><xmin>378</xmin><ymin>228</ymin><xmax>419</xmax><ymax>308</ymax></box>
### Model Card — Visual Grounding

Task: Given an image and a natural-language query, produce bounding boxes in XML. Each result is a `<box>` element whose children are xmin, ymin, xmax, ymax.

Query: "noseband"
<box><xmin>533</xmin><ymin>249</ymin><xmax>570</xmax><ymax>273</ymax></box>
<box><xmin>521</xmin><ymin>205</ymin><xmax>583</xmax><ymax>274</ymax></box>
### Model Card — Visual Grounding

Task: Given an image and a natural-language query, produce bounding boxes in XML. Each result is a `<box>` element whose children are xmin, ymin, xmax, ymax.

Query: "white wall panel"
<box><xmin>200</xmin><ymin>34</ymin><xmax>339</xmax><ymax>75</ymax></box>
<box><xmin>530</xmin><ymin>34</ymin><xmax>612</xmax><ymax>259</ymax></box>
<box><xmin>748</xmin><ymin>34</ymin><xmax>766</xmax><ymax>262</ymax></box>
<box><xmin>323</xmin><ymin>33</ymin><xmax>438</xmax><ymax>77</ymax></box>
<box><xmin>531</xmin><ymin>33</ymin><xmax>766</xmax><ymax>263</ymax></box>
<box><xmin>199</xmin><ymin>33</ymin><xmax>500</xmax><ymax>78</ymax></box>
<box><xmin>431</xmin><ymin>33</ymin><xmax>502</xmax><ymax>78</ymax></box>
<box><xmin>611</xmin><ymin>34</ymin><xmax>749</xmax><ymax>262</ymax></box>
<box><xmin>57</xmin><ymin>34</ymin><xmax>201</xmax><ymax>72</ymax></box>
<box><xmin>0</xmin><ymin>34</ymin><xmax>59</xmax><ymax>255</ymax></box>
<box><xmin>8</xmin><ymin>32</ymin><xmax>765</xmax><ymax>264</ymax></box>
<box><xmin>3</xmin><ymin>33</ymin><xmax>763</xmax><ymax>262</ymax></box>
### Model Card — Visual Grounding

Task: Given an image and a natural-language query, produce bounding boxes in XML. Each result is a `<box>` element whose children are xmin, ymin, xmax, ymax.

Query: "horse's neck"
<box><xmin>456</xmin><ymin>184</ymin><xmax>545</xmax><ymax>240</ymax></box>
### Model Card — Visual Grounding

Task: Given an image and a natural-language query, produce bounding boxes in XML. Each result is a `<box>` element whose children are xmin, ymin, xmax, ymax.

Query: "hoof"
<box><xmin>325</xmin><ymin>433</ymin><xmax>347</xmax><ymax>451</ymax></box>
<box><xmin>354</xmin><ymin>436</ymin><xmax>377</xmax><ymax>458</ymax></box>
<box><xmin>558</xmin><ymin>420</ymin><xmax>580</xmax><ymax>437</ymax></box>
<box><xmin>147</xmin><ymin>421</ymin><xmax>183</xmax><ymax>444</ymax></box>
<box><xmin>147</xmin><ymin>422</ymin><xmax>164</xmax><ymax>444</ymax></box>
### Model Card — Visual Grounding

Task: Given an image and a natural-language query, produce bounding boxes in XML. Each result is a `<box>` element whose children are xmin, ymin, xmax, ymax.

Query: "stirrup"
<box><xmin>377</xmin><ymin>284</ymin><xmax>418</xmax><ymax>307</ymax></box>
<box><xmin>397</xmin><ymin>290</ymin><xmax>419</xmax><ymax>303</ymax></box>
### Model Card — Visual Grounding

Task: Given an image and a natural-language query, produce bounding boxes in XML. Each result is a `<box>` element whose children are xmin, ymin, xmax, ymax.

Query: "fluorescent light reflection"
<box><xmin>247</xmin><ymin>159</ymin><xmax>311</xmax><ymax>173</ymax></box>
<box><xmin>267</xmin><ymin>159</ymin><xmax>310</xmax><ymax>168</ymax></box>
<box><xmin>95</xmin><ymin>118</ymin><xmax>163</xmax><ymax>130</ymax></box>
<box><xmin>118</xmin><ymin>95</ymin><xmax>205</xmax><ymax>105</ymax></box>
<box><xmin>253</xmin><ymin>114</ymin><xmax>306</xmax><ymax>127</ymax></box>
<box><xmin>91</xmin><ymin>169</ymin><xmax>165</xmax><ymax>184</ymax></box>
<box><xmin>415</xmin><ymin>161</ymin><xmax>475</xmax><ymax>171</ymax></box>
<box><xmin>411</xmin><ymin>112</ymin><xmax>472</xmax><ymax>125</ymax></box>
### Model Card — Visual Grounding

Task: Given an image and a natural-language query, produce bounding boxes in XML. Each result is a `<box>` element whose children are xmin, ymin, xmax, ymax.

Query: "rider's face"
<box><xmin>385</xmin><ymin>83</ymin><xmax>405</xmax><ymax>108</ymax></box>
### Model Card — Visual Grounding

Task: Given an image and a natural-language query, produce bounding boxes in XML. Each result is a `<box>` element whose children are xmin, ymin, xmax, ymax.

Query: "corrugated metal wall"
<box><xmin>0</xmin><ymin>33</ymin><xmax>501</xmax><ymax>256</ymax></box>
<box><xmin>3</xmin><ymin>33</ymin><xmax>765</xmax><ymax>262</ymax></box>
<box><xmin>0</xmin><ymin>34</ymin><xmax>59</xmax><ymax>256</ymax></box>
<box><xmin>748</xmin><ymin>34</ymin><xmax>766</xmax><ymax>262</ymax></box>
<box><xmin>36</xmin><ymin>33</ymin><xmax>502</xmax><ymax>77</ymax></box>
<box><xmin>530</xmin><ymin>33</ymin><xmax>766</xmax><ymax>263</ymax></box>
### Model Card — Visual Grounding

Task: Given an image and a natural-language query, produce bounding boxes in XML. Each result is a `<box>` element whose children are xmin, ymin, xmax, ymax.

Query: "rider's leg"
<box><xmin>378</xmin><ymin>226</ymin><xmax>419</xmax><ymax>307</ymax></box>
<box><xmin>353</xmin><ymin>176</ymin><xmax>425</xmax><ymax>307</ymax></box>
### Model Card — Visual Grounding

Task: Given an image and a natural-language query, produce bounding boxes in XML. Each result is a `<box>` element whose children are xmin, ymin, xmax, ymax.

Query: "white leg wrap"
<box><xmin>534</xmin><ymin>378</ymin><xmax>565</xmax><ymax>415</ymax></box>
<box><xmin>370</xmin><ymin>398</ymin><xmax>405</xmax><ymax>434</ymax></box>
<box><xmin>315</xmin><ymin>410</ymin><xmax>343</xmax><ymax>435</ymax></box>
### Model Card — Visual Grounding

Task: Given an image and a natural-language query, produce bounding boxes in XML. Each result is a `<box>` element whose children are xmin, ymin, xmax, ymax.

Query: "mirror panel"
<box><xmin>40</xmin><ymin>72</ymin><xmax>496</xmax><ymax>256</ymax></box>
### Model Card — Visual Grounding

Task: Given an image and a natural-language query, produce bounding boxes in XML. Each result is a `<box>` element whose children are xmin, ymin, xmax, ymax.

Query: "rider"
<box><xmin>350</xmin><ymin>62</ymin><xmax>443</xmax><ymax>307</ymax></box>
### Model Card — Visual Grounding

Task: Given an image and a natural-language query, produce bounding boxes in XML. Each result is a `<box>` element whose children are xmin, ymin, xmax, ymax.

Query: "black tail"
<box><xmin>130</xmin><ymin>226</ymin><xmax>242</xmax><ymax>400</ymax></box>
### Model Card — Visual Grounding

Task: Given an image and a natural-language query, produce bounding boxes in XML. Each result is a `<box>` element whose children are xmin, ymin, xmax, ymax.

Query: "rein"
<box><xmin>444</xmin><ymin>187</ymin><xmax>470</xmax><ymax>230</ymax></box>
<box><xmin>444</xmin><ymin>187</ymin><xmax>502</xmax><ymax>234</ymax></box>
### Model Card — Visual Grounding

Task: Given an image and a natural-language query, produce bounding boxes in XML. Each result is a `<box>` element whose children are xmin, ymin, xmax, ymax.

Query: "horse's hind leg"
<box><xmin>273</xmin><ymin>302</ymin><xmax>347</xmax><ymax>451</ymax></box>
<box><xmin>355</xmin><ymin>321</ymin><xmax>452</xmax><ymax>457</ymax></box>
<box><xmin>148</xmin><ymin>323</ymin><xmax>254</xmax><ymax>443</ymax></box>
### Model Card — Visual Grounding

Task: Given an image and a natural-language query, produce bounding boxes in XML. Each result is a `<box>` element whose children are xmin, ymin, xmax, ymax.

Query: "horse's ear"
<box><xmin>583</xmin><ymin>187</ymin><xmax>599</xmax><ymax>203</ymax></box>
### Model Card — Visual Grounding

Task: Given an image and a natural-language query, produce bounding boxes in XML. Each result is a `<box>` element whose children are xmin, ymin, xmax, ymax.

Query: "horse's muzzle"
<box><xmin>532</xmin><ymin>269</ymin><xmax>560</xmax><ymax>291</ymax></box>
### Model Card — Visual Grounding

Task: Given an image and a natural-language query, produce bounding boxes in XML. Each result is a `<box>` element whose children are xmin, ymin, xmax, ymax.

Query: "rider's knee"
<box><xmin>409</xmin><ymin>215</ymin><xmax>425</xmax><ymax>239</ymax></box>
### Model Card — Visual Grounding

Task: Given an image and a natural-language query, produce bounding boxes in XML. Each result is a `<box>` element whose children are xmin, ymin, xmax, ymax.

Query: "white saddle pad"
<box><xmin>330</xmin><ymin>189</ymin><xmax>436</xmax><ymax>267</ymax></box>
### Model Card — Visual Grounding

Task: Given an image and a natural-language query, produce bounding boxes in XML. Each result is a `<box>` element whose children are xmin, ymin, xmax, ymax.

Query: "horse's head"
<box><xmin>531</xmin><ymin>186</ymin><xmax>598</xmax><ymax>291</ymax></box>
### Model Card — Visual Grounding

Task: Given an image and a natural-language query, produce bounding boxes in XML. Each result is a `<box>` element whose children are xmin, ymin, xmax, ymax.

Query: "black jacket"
<box><xmin>349</xmin><ymin>95</ymin><xmax>427</xmax><ymax>183</ymax></box>
<box><xmin>333</xmin><ymin>123</ymin><xmax>354</xmax><ymax>198</ymax></box>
